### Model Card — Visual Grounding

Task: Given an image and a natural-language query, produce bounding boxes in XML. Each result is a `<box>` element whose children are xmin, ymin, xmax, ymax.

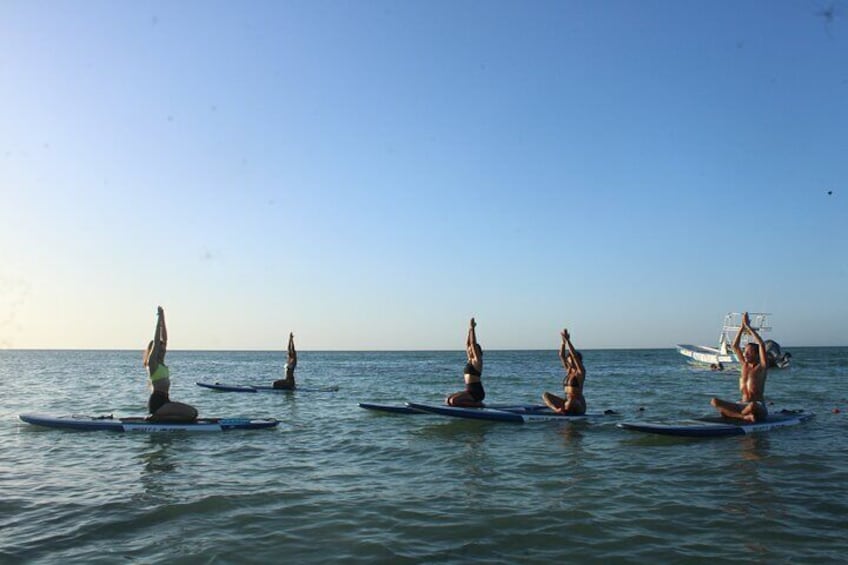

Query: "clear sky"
<box><xmin>1</xmin><ymin>1</ymin><xmax>845</xmax><ymax>350</ymax></box>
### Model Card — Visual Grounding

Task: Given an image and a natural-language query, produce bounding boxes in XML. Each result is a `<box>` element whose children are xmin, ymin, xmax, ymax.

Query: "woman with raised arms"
<box><xmin>273</xmin><ymin>332</ymin><xmax>297</xmax><ymax>389</ymax></box>
<box><xmin>446</xmin><ymin>318</ymin><xmax>485</xmax><ymax>407</ymax></box>
<box><xmin>143</xmin><ymin>306</ymin><xmax>198</xmax><ymax>422</ymax></box>
<box><xmin>542</xmin><ymin>328</ymin><xmax>586</xmax><ymax>415</ymax></box>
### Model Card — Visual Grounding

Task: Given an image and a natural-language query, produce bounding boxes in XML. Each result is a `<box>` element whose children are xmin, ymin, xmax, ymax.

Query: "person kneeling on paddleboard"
<box><xmin>542</xmin><ymin>328</ymin><xmax>587</xmax><ymax>415</ymax></box>
<box><xmin>446</xmin><ymin>318</ymin><xmax>485</xmax><ymax>407</ymax></box>
<box><xmin>710</xmin><ymin>312</ymin><xmax>768</xmax><ymax>423</ymax></box>
<box><xmin>273</xmin><ymin>332</ymin><xmax>297</xmax><ymax>389</ymax></box>
<box><xmin>144</xmin><ymin>306</ymin><xmax>198</xmax><ymax>422</ymax></box>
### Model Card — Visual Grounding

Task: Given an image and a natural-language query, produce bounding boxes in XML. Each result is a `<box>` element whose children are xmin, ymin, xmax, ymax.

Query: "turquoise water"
<box><xmin>2</xmin><ymin>348</ymin><xmax>847</xmax><ymax>563</ymax></box>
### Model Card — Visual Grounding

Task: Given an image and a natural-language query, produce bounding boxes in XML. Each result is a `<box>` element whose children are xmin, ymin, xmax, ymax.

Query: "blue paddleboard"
<box><xmin>196</xmin><ymin>381</ymin><xmax>339</xmax><ymax>393</ymax></box>
<box><xmin>358</xmin><ymin>403</ymin><xmax>425</xmax><ymax>415</ymax></box>
<box><xmin>405</xmin><ymin>402</ymin><xmax>608</xmax><ymax>423</ymax></box>
<box><xmin>358</xmin><ymin>402</ymin><xmax>552</xmax><ymax>416</ymax></box>
<box><xmin>617</xmin><ymin>412</ymin><xmax>814</xmax><ymax>437</ymax></box>
<box><xmin>19</xmin><ymin>413</ymin><xmax>279</xmax><ymax>432</ymax></box>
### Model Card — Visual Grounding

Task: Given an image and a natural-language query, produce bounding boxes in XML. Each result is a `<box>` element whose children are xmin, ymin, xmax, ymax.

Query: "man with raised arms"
<box><xmin>710</xmin><ymin>312</ymin><xmax>768</xmax><ymax>422</ymax></box>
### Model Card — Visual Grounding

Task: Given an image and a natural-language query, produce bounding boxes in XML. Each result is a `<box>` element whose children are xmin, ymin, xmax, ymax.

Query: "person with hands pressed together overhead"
<box><xmin>710</xmin><ymin>312</ymin><xmax>768</xmax><ymax>422</ymax></box>
<box><xmin>542</xmin><ymin>328</ymin><xmax>587</xmax><ymax>415</ymax></box>
<box><xmin>143</xmin><ymin>306</ymin><xmax>198</xmax><ymax>422</ymax></box>
<box><xmin>273</xmin><ymin>332</ymin><xmax>297</xmax><ymax>389</ymax></box>
<box><xmin>446</xmin><ymin>318</ymin><xmax>485</xmax><ymax>407</ymax></box>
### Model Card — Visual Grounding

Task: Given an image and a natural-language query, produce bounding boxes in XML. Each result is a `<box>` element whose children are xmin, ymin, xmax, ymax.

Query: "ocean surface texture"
<box><xmin>2</xmin><ymin>348</ymin><xmax>846</xmax><ymax>563</ymax></box>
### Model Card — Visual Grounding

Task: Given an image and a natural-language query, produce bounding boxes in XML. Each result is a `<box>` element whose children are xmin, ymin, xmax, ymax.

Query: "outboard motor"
<box><xmin>764</xmin><ymin>339</ymin><xmax>791</xmax><ymax>369</ymax></box>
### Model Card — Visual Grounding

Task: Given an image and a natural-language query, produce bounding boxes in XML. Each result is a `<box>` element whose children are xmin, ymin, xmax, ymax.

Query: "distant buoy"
<box><xmin>833</xmin><ymin>407</ymin><xmax>841</xmax><ymax>414</ymax></box>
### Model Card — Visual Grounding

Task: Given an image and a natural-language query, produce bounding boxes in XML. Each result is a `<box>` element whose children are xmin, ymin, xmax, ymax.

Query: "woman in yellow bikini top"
<box><xmin>143</xmin><ymin>306</ymin><xmax>197</xmax><ymax>422</ymax></box>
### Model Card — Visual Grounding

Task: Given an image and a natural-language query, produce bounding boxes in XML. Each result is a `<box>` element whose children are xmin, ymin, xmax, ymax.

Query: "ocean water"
<box><xmin>1</xmin><ymin>348</ymin><xmax>846</xmax><ymax>564</ymax></box>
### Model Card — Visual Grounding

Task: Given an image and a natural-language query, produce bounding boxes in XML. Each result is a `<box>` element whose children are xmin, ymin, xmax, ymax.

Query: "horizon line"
<box><xmin>1</xmin><ymin>344</ymin><xmax>843</xmax><ymax>353</ymax></box>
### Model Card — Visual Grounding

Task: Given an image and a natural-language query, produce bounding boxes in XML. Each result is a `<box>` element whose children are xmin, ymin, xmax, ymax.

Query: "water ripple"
<box><xmin>2</xmin><ymin>348</ymin><xmax>846</xmax><ymax>563</ymax></box>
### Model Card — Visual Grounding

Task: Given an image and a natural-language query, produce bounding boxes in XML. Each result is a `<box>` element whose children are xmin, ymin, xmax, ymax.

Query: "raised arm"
<box><xmin>287</xmin><ymin>332</ymin><xmax>297</xmax><ymax>366</ymax></box>
<box><xmin>731</xmin><ymin>315</ymin><xmax>746</xmax><ymax>361</ymax></box>
<box><xmin>466</xmin><ymin>318</ymin><xmax>479</xmax><ymax>362</ymax></box>
<box><xmin>558</xmin><ymin>333</ymin><xmax>568</xmax><ymax>370</ymax></box>
<box><xmin>562</xmin><ymin>329</ymin><xmax>584</xmax><ymax>376</ymax></box>
<box><xmin>743</xmin><ymin>313</ymin><xmax>767</xmax><ymax>369</ymax></box>
<box><xmin>149</xmin><ymin>306</ymin><xmax>168</xmax><ymax>362</ymax></box>
<box><xmin>158</xmin><ymin>307</ymin><xmax>167</xmax><ymax>348</ymax></box>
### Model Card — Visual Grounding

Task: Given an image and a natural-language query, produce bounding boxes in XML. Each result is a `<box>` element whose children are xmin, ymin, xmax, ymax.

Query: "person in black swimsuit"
<box><xmin>446</xmin><ymin>318</ymin><xmax>485</xmax><ymax>407</ymax></box>
<box><xmin>273</xmin><ymin>332</ymin><xmax>297</xmax><ymax>390</ymax></box>
<box><xmin>542</xmin><ymin>328</ymin><xmax>586</xmax><ymax>415</ymax></box>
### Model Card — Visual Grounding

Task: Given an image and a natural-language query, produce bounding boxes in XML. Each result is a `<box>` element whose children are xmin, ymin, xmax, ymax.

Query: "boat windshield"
<box><xmin>720</xmin><ymin>312</ymin><xmax>772</xmax><ymax>349</ymax></box>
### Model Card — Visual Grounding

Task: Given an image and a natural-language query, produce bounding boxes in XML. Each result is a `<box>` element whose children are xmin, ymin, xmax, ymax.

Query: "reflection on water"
<box><xmin>449</xmin><ymin>424</ymin><xmax>494</xmax><ymax>499</ymax></box>
<box><xmin>137</xmin><ymin>435</ymin><xmax>178</xmax><ymax>503</ymax></box>
<box><xmin>739</xmin><ymin>433</ymin><xmax>770</xmax><ymax>462</ymax></box>
<box><xmin>418</xmin><ymin>420</ymin><xmax>495</xmax><ymax>503</ymax></box>
<box><xmin>732</xmin><ymin>435</ymin><xmax>779</xmax><ymax>524</ymax></box>
<box><xmin>732</xmin><ymin>435</ymin><xmax>783</xmax><ymax>561</ymax></box>
<box><xmin>554</xmin><ymin>422</ymin><xmax>586</xmax><ymax>446</ymax></box>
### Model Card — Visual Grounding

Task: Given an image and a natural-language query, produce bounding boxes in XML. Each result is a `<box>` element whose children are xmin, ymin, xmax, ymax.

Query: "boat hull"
<box><xmin>677</xmin><ymin>344</ymin><xmax>737</xmax><ymax>365</ymax></box>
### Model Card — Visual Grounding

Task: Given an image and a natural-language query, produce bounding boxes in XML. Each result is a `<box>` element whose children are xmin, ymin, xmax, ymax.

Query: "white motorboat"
<box><xmin>677</xmin><ymin>313</ymin><xmax>791</xmax><ymax>368</ymax></box>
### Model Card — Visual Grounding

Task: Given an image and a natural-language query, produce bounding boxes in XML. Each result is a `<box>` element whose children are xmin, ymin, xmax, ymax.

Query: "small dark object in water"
<box><xmin>827</xmin><ymin>190</ymin><xmax>833</xmax><ymax>195</ymax></box>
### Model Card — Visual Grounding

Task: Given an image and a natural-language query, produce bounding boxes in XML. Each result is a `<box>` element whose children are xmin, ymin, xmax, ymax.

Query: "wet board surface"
<box><xmin>358</xmin><ymin>402</ymin><xmax>551</xmax><ymax>416</ymax></box>
<box><xmin>19</xmin><ymin>413</ymin><xmax>279</xmax><ymax>432</ymax></box>
<box><xmin>405</xmin><ymin>402</ymin><xmax>609</xmax><ymax>423</ymax></box>
<box><xmin>358</xmin><ymin>403</ymin><xmax>425</xmax><ymax>414</ymax></box>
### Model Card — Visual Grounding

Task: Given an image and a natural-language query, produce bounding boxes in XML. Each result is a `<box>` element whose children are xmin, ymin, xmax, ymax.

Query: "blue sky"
<box><xmin>1</xmin><ymin>1</ymin><xmax>845</xmax><ymax>350</ymax></box>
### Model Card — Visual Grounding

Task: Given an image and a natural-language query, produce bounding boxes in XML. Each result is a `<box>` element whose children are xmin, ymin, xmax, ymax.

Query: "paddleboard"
<box><xmin>617</xmin><ymin>412</ymin><xmax>814</xmax><ymax>437</ymax></box>
<box><xmin>196</xmin><ymin>381</ymin><xmax>339</xmax><ymax>393</ymax></box>
<box><xmin>358</xmin><ymin>403</ymin><xmax>425</xmax><ymax>415</ymax></box>
<box><xmin>19</xmin><ymin>413</ymin><xmax>279</xmax><ymax>432</ymax></box>
<box><xmin>358</xmin><ymin>402</ymin><xmax>552</xmax><ymax>416</ymax></box>
<box><xmin>405</xmin><ymin>402</ymin><xmax>608</xmax><ymax>423</ymax></box>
